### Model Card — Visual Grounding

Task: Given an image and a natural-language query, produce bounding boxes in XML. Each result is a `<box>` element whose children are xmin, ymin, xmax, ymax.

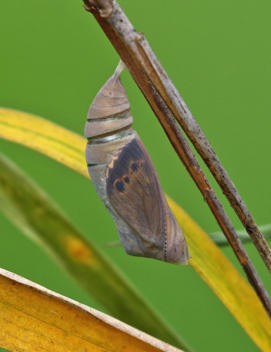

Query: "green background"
<box><xmin>1</xmin><ymin>1</ymin><xmax>271</xmax><ymax>351</ymax></box>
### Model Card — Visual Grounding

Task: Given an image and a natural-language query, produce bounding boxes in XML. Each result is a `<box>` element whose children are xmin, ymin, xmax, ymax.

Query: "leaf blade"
<box><xmin>0</xmin><ymin>268</ymin><xmax>183</xmax><ymax>352</ymax></box>
<box><xmin>0</xmin><ymin>108</ymin><xmax>87</xmax><ymax>177</ymax></box>
<box><xmin>168</xmin><ymin>197</ymin><xmax>271</xmax><ymax>352</ymax></box>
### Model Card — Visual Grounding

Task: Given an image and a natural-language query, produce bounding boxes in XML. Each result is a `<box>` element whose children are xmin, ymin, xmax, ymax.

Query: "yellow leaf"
<box><xmin>0</xmin><ymin>108</ymin><xmax>87</xmax><ymax>177</ymax></box>
<box><xmin>1</xmin><ymin>108</ymin><xmax>271</xmax><ymax>351</ymax></box>
<box><xmin>0</xmin><ymin>268</ymin><xmax>183</xmax><ymax>352</ymax></box>
<box><xmin>168</xmin><ymin>197</ymin><xmax>271</xmax><ymax>352</ymax></box>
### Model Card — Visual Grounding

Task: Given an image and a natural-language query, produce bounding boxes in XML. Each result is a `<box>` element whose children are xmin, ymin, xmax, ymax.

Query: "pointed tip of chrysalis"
<box><xmin>88</xmin><ymin>60</ymin><xmax>130</xmax><ymax>119</ymax></box>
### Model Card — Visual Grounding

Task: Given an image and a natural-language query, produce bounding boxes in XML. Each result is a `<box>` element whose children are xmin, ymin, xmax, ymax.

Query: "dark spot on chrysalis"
<box><xmin>115</xmin><ymin>180</ymin><xmax>125</xmax><ymax>192</ymax></box>
<box><xmin>131</xmin><ymin>162</ymin><xmax>139</xmax><ymax>172</ymax></box>
<box><xmin>124</xmin><ymin>176</ymin><xmax>130</xmax><ymax>183</ymax></box>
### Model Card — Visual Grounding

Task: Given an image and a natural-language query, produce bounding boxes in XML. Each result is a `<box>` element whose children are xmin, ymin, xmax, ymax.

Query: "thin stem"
<box><xmin>210</xmin><ymin>224</ymin><xmax>271</xmax><ymax>246</ymax></box>
<box><xmin>103</xmin><ymin>225</ymin><xmax>271</xmax><ymax>247</ymax></box>
<box><xmin>82</xmin><ymin>0</ymin><xmax>271</xmax><ymax>319</ymax></box>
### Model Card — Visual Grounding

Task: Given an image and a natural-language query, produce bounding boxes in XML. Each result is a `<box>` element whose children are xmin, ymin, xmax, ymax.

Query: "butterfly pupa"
<box><xmin>85</xmin><ymin>61</ymin><xmax>190</xmax><ymax>265</ymax></box>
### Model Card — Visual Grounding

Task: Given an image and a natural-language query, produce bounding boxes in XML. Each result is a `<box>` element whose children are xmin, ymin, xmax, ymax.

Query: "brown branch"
<box><xmin>82</xmin><ymin>0</ymin><xmax>271</xmax><ymax>318</ymax></box>
<box><xmin>136</xmin><ymin>37</ymin><xmax>271</xmax><ymax>273</ymax></box>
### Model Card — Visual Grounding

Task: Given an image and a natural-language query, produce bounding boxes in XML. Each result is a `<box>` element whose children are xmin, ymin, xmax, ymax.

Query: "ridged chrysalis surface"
<box><xmin>84</xmin><ymin>62</ymin><xmax>190</xmax><ymax>265</ymax></box>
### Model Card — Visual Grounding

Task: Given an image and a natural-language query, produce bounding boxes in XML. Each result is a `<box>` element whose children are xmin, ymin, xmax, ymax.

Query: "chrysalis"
<box><xmin>85</xmin><ymin>61</ymin><xmax>190</xmax><ymax>265</ymax></box>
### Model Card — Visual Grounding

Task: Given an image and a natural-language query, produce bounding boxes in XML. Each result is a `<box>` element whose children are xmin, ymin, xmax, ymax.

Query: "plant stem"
<box><xmin>210</xmin><ymin>224</ymin><xmax>271</xmax><ymax>246</ymax></box>
<box><xmin>103</xmin><ymin>225</ymin><xmax>271</xmax><ymax>247</ymax></box>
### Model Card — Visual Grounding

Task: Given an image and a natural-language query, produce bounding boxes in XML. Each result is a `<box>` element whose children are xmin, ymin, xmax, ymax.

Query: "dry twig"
<box><xmin>82</xmin><ymin>0</ymin><xmax>271</xmax><ymax>318</ymax></box>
